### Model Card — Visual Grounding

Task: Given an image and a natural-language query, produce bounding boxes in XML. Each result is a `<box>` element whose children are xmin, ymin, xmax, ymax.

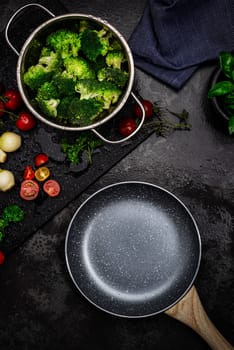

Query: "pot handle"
<box><xmin>5</xmin><ymin>3</ymin><xmax>55</xmax><ymax>56</ymax></box>
<box><xmin>91</xmin><ymin>92</ymin><xmax>146</xmax><ymax>144</ymax></box>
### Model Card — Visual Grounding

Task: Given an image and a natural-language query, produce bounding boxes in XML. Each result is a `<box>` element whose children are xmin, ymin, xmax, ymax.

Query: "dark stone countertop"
<box><xmin>0</xmin><ymin>1</ymin><xmax>233</xmax><ymax>350</ymax></box>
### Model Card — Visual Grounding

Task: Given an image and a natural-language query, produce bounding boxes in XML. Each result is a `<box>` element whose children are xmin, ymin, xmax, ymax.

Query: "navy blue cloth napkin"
<box><xmin>128</xmin><ymin>0</ymin><xmax>234</xmax><ymax>89</ymax></box>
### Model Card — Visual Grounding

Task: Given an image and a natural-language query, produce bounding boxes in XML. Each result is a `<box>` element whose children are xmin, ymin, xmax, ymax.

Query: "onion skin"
<box><xmin>0</xmin><ymin>131</ymin><xmax>22</xmax><ymax>153</ymax></box>
<box><xmin>0</xmin><ymin>169</ymin><xmax>15</xmax><ymax>192</ymax></box>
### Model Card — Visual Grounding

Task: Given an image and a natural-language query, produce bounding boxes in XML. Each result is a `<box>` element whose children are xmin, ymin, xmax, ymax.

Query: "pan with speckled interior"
<box><xmin>65</xmin><ymin>181</ymin><xmax>233</xmax><ymax>350</ymax></box>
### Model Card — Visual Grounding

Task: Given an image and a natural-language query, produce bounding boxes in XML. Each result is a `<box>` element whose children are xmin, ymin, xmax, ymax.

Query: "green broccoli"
<box><xmin>80</xmin><ymin>28</ymin><xmax>111</xmax><ymax>61</ymax></box>
<box><xmin>23</xmin><ymin>64</ymin><xmax>53</xmax><ymax>90</ymax></box>
<box><xmin>52</xmin><ymin>71</ymin><xmax>77</xmax><ymax>96</ymax></box>
<box><xmin>46</xmin><ymin>29</ymin><xmax>81</xmax><ymax>59</ymax></box>
<box><xmin>36</xmin><ymin>97</ymin><xmax>60</xmax><ymax>118</ymax></box>
<box><xmin>105</xmin><ymin>50</ymin><xmax>125</xmax><ymax>69</ymax></box>
<box><xmin>58</xmin><ymin>95</ymin><xmax>104</xmax><ymax>125</ymax></box>
<box><xmin>68</xmin><ymin>97</ymin><xmax>104</xmax><ymax>125</ymax></box>
<box><xmin>75</xmin><ymin>79</ymin><xmax>100</xmax><ymax>99</ymax></box>
<box><xmin>38</xmin><ymin>48</ymin><xmax>62</xmax><ymax>72</ymax></box>
<box><xmin>63</xmin><ymin>56</ymin><xmax>95</xmax><ymax>80</ymax></box>
<box><xmin>36</xmin><ymin>81</ymin><xmax>60</xmax><ymax>100</ymax></box>
<box><xmin>97</xmin><ymin>67</ymin><xmax>129</xmax><ymax>88</ymax></box>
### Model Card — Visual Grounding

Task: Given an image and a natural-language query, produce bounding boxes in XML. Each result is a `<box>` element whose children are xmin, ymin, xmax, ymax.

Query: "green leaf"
<box><xmin>228</xmin><ymin>116</ymin><xmax>234</xmax><ymax>135</ymax></box>
<box><xmin>208</xmin><ymin>81</ymin><xmax>234</xmax><ymax>98</ymax></box>
<box><xmin>220</xmin><ymin>52</ymin><xmax>234</xmax><ymax>79</ymax></box>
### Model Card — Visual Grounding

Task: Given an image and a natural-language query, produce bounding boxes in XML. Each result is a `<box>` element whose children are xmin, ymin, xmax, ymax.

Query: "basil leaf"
<box><xmin>228</xmin><ymin>116</ymin><xmax>234</xmax><ymax>135</ymax></box>
<box><xmin>208</xmin><ymin>81</ymin><xmax>234</xmax><ymax>98</ymax></box>
<box><xmin>220</xmin><ymin>52</ymin><xmax>234</xmax><ymax>79</ymax></box>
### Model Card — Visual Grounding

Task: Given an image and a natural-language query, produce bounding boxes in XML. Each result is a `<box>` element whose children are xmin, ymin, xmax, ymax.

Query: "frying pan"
<box><xmin>65</xmin><ymin>181</ymin><xmax>233</xmax><ymax>350</ymax></box>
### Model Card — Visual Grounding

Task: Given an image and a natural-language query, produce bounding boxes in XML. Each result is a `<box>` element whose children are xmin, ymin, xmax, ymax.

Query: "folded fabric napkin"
<box><xmin>128</xmin><ymin>0</ymin><xmax>234</xmax><ymax>89</ymax></box>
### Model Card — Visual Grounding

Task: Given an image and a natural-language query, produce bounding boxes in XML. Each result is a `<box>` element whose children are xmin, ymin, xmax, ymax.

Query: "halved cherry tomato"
<box><xmin>34</xmin><ymin>153</ymin><xmax>49</xmax><ymax>167</ymax></box>
<box><xmin>3</xmin><ymin>89</ymin><xmax>23</xmax><ymax>111</ymax></box>
<box><xmin>23</xmin><ymin>165</ymin><xmax>35</xmax><ymax>180</ymax></box>
<box><xmin>20</xmin><ymin>180</ymin><xmax>40</xmax><ymax>201</ymax></box>
<box><xmin>118</xmin><ymin>117</ymin><xmax>137</xmax><ymax>137</ymax></box>
<box><xmin>43</xmin><ymin>179</ymin><xmax>61</xmax><ymax>197</ymax></box>
<box><xmin>16</xmin><ymin>111</ymin><xmax>36</xmax><ymax>131</ymax></box>
<box><xmin>35</xmin><ymin>166</ymin><xmax>50</xmax><ymax>182</ymax></box>
<box><xmin>0</xmin><ymin>250</ymin><xmax>5</xmax><ymax>265</ymax></box>
<box><xmin>133</xmin><ymin>99</ymin><xmax>153</xmax><ymax>119</ymax></box>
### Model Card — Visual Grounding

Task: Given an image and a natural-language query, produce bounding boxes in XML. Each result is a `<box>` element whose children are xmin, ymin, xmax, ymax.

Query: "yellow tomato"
<box><xmin>34</xmin><ymin>166</ymin><xmax>50</xmax><ymax>182</ymax></box>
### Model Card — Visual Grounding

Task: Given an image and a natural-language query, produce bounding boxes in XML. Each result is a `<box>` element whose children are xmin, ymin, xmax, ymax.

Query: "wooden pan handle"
<box><xmin>165</xmin><ymin>286</ymin><xmax>234</xmax><ymax>350</ymax></box>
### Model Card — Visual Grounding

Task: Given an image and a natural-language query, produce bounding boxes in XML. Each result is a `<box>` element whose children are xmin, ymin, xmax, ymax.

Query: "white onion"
<box><xmin>0</xmin><ymin>169</ymin><xmax>15</xmax><ymax>192</ymax></box>
<box><xmin>0</xmin><ymin>131</ymin><xmax>22</xmax><ymax>152</ymax></box>
<box><xmin>0</xmin><ymin>149</ymin><xmax>7</xmax><ymax>163</ymax></box>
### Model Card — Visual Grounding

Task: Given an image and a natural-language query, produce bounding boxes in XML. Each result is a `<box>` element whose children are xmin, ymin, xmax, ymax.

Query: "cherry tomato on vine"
<box><xmin>34</xmin><ymin>153</ymin><xmax>49</xmax><ymax>167</ymax></box>
<box><xmin>43</xmin><ymin>179</ymin><xmax>61</xmax><ymax>197</ymax></box>
<box><xmin>3</xmin><ymin>89</ymin><xmax>23</xmax><ymax>111</ymax></box>
<box><xmin>118</xmin><ymin>117</ymin><xmax>137</xmax><ymax>137</ymax></box>
<box><xmin>0</xmin><ymin>101</ymin><xmax>5</xmax><ymax>117</ymax></box>
<box><xmin>23</xmin><ymin>165</ymin><xmax>35</xmax><ymax>180</ymax></box>
<box><xmin>16</xmin><ymin>111</ymin><xmax>36</xmax><ymax>131</ymax></box>
<box><xmin>0</xmin><ymin>250</ymin><xmax>5</xmax><ymax>265</ymax></box>
<box><xmin>20</xmin><ymin>179</ymin><xmax>40</xmax><ymax>201</ymax></box>
<box><xmin>133</xmin><ymin>99</ymin><xmax>153</xmax><ymax>119</ymax></box>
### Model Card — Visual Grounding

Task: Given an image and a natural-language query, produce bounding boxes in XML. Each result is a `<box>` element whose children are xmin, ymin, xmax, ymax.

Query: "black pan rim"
<box><xmin>65</xmin><ymin>181</ymin><xmax>202</xmax><ymax>318</ymax></box>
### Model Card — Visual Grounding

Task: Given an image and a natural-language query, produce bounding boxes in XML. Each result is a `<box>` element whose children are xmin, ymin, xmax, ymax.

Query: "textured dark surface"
<box><xmin>0</xmin><ymin>1</ymin><xmax>234</xmax><ymax>350</ymax></box>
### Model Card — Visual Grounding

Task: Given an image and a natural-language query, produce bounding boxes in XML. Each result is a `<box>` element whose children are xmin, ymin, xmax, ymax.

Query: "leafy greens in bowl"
<box><xmin>208</xmin><ymin>51</ymin><xmax>234</xmax><ymax>135</ymax></box>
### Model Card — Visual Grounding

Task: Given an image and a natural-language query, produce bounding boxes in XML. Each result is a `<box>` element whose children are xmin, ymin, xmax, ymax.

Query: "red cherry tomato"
<box><xmin>20</xmin><ymin>180</ymin><xmax>40</xmax><ymax>201</ymax></box>
<box><xmin>34</xmin><ymin>153</ymin><xmax>49</xmax><ymax>167</ymax></box>
<box><xmin>0</xmin><ymin>250</ymin><xmax>5</xmax><ymax>265</ymax></box>
<box><xmin>43</xmin><ymin>179</ymin><xmax>61</xmax><ymax>197</ymax></box>
<box><xmin>133</xmin><ymin>99</ymin><xmax>153</xmax><ymax>119</ymax></box>
<box><xmin>16</xmin><ymin>111</ymin><xmax>36</xmax><ymax>131</ymax></box>
<box><xmin>0</xmin><ymin>100</ymin><xmax>5</xmax><ymax>117</ymax></box>
<box><xmin>3</xmin><ymin>89</ymin><xmax>23</xmax><ymax>111</ymax></box>
<box><xmin>23</xmin><ymin>165</ymin><xmax>35</xmax><ymax>180</ymax></box>
<box><xmin>118</xmin><ymin>117</ymin><xmax>137</xmax><ymax>137</ymax></box>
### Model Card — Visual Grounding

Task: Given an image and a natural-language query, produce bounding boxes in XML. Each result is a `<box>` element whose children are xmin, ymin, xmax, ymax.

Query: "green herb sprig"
<box><xmin>0</xmin><ymin>204</ymin><xmax>25</xmax><ymax>242</ymax></box>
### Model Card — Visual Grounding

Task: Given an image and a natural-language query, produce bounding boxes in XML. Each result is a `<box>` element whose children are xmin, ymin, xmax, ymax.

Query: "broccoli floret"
<box><xmin>38</xmin><ymin>48</ymin><xmax>62</xmax><ymax>72</ymax></box>
<box><xmin>57</xmin><ymin>95</ymin><xmax>104</xmax><ymax>125</ymax></box>
<box><xmin>80</xmin><ymin>28</ymin><xmax>111</xmax><ymax>61</ymax></box>
<box><xmin>97</xmin><ymin>67</ymin><xmax>129</xmax><ymax>88</ymax></box>
<box><xmin>75</xmin><ymin>79</ymin><xmax>100</xmax><ymax>99</ymax></box>
<box><xmin>76</xmin><ymin>79</ymin><xmax>122</xmax><ymax>109</ymax></box>
<box><xmin>46</xmin><ymin>29</ymin><xmax>81</xmax><ymax>59</ymax></box>
<box><xmin>97</xmin><ymin>81</ymin><xmax>122</xmax><ymax>109</ymax></box>
<box><xmin>68</xmin><ymin>97</ymin><xmax>104</xmax><ymax>125</ymax></box>
<box><xmin>63</xmin><ymin>57</ymin><xmax>95</xmax><ymax>80</ymax></box>
<box><xmin>105</xmin><ymin>50</ymin><xmax>125</xmax><ymax>69</ymax></box>
<box><xmin>36</xmin><ymin>81</ymin><xmax>60</xmax><ymax>100</ymax></box>
<box><xmin>36</xmin><ymin>98</ymin><xmax>60</xmax><ymax>118</ymax></box>
<box><xmin>52</xmin><ymin>71</ymin><xmax>77</xmax><ymax>96</ymax></box>
<box><xmin>23</xmin><ymin>64</ymin><xmax>53</xmax><ymax>90</ymax></box>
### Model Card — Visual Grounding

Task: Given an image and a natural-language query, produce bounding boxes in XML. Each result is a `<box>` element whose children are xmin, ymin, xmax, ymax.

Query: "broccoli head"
<box><xmin>52</xmin><ymin>71</ymin><xmax>77</xmax><ymax>96</ymax></box>
<box><xmin>80</xmin><ymin>28</ymin><xmax>111</xmax><ymax>62</ymax></box>
<box><xmin>36</xmin><ymin>97</ymin><xmax>60</xmax><ymax>118</ymax></box>
<box><xmin>97</xmin><ymin>67</ymin><xmax>129</xmax><ymax>88</ymax></box>
<box><xmin>46</xmin><ymin>29</ymin><xmax>81</xmax><ymax>59</ymax></box>
<box><xmin>38</xmin><ymin>48</ymin><xmax>62</xmax><ymax>72</ymax></box>
<box><xmin>105</xmin><ymin>50</ymin><xmax>125</xmax><ymax>69</ymax></box>
<box><xmin>2</xmin><ymin>204</ymin><xmax>25</xmax><ymax>224</ymax></box>
<box><xmin>75</xmin><ymin>79</ymin><xmax>100</xmax><ymax>100</ymax></box>
<box><xmin>68</xmin><ymin>97</ymin><xmax>104</xmax><ymax>125</ymax></box>
<box><xmin>63</xmin><ymin>56</ymin><xmax>95</xmax><ymax>80</ymax></box>
<box><xmin>36</xmin><ymin>81</ymin><xmax>60</xmax><ymax>100</ymax></box>
<box><xmin>23</xmin><ymin>64</ymin><xmax>53</xmax><ymax>90</ymax></box>
<box><xmin>57</xmin><ymin>96</ymin><xmax>104</xmax><ymax>125</ymax></box>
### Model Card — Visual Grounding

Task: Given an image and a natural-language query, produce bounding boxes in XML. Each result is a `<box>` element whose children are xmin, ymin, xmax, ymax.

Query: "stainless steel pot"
<box><xmin>5</xmin><ymin>3</ymin><xmax>145</xmax><ymax>144</ymax></box>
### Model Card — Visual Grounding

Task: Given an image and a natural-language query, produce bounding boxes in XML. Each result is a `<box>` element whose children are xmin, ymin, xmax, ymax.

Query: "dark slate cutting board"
<box><xmin>0</xmin><ymin>1</ymin><xmax>155</xmax><ymax>254</ymax></box>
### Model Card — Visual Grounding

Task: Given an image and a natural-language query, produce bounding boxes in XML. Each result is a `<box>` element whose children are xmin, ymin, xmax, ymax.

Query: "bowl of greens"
<box><xmin>6</xmin><ymin>4</ymin><xmax>145</xmax><ymax>143</ymax></box>
<box><xmin>208</xmin><ymin>51</ymin><xmax>234</xmax><ymax>135</ymax></box>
